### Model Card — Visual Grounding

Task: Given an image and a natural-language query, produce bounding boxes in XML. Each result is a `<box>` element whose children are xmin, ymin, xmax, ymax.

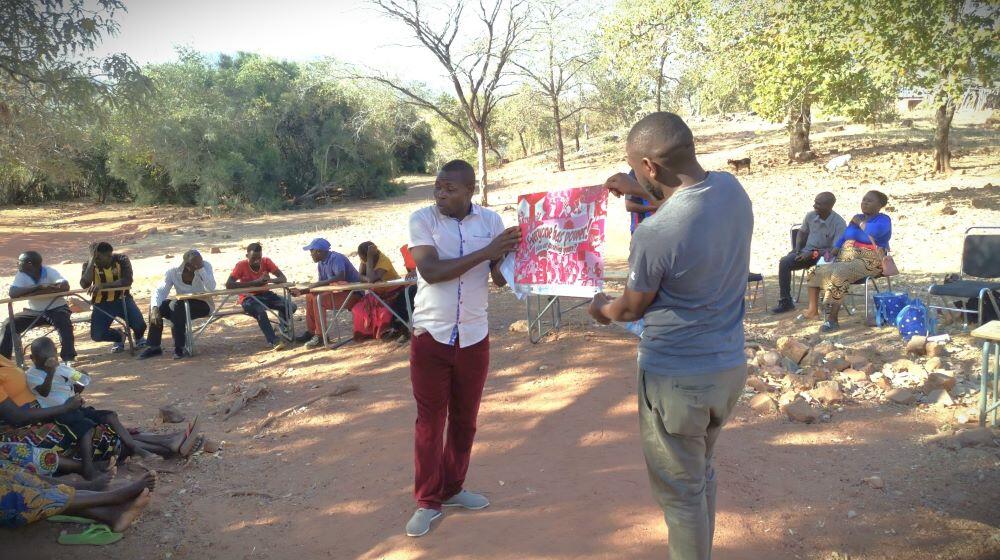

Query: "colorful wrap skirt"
<box><xmin>0</xmin><ymin>403</ymin><xmax>122</xmax><ymax>463</ymax></box>
<box><xmin>0</xmin><ymin>442</ymin><xmax>59</xmax><ymax>476</ymax></box>
<box><xmin>0</xmin><ymin>461</ymin><xmax>74</xmax><ymax>528</ymax></box>
<box><xmin>807</xmin><ymin>242</ymin><xmax>883</xmax><ymax>304</ymax></box>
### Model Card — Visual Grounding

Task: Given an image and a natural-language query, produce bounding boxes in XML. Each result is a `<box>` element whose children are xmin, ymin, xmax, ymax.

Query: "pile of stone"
<box><xmin>744</xmin><ymin>334</ymin><xmax>981</xmax><ymax>425</ymax></box>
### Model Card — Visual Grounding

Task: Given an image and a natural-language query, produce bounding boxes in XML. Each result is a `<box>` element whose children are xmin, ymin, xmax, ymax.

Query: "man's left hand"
<box><xmin>589</xmin><ymin>293</ymin><xmax>613</xmax><ymax>325</ymax></box>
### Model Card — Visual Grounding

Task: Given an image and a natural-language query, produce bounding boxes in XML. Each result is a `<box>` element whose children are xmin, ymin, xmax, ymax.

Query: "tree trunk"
<box><xmin>518</xmin><ymin>130</ymin><xmax>528</xmax><ymax>158</ymax></box>
<box><xmin>934</xmin><ymin>99</ymin><xmax>955</xmax><ymax>173</ymax></box>
<box><xmin>552</xmin><ymin>98</ymin><xmax>565</xmax><ymax>172</ymax></box>
<box><xmin>574</xmin><ymin>124</ymin><xmax>580</xmax><ymax>152</ymax></box>
<box><xmin>788</xmin><ymin>101</ymin><xmax>813</xmax><ymax>162</ymax></box>
<box><xmin>475</xmin><ymin>126</ymin><xmax>489</xmax><ymax>206</ymax></box>
<box><xmin>655</xmin><ymin>54</ymin><xmax>667</xmax><ymax>112</ymax></box>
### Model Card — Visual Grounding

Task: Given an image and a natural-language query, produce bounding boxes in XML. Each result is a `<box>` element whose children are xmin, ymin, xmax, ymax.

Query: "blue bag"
<box><xmin>872</xmin><ymin>292</ymin><xmax>909</xmax><ymax>328</ymax></box>
<box><xmin>895</xmin><ymin>298</ymin><xmax>936</xmax><ymax>340</ymax></box>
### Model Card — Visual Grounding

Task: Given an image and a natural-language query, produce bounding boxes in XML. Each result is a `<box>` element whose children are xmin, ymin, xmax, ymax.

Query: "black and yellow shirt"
<box><xmin>82</xmin><ymin>254</ymin><xmax>133</xmax><ymax>303</ymax></box>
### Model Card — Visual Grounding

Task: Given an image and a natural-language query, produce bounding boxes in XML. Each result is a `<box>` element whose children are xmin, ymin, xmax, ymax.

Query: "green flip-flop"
<box><xmin>47</xmin><ymin>515</ymin><xmax>95</xmax><ymax>524</ymax></box>
<box><xmin>57</xmin><ymin>523</ymin><xmax>124</xmax><ymax>546</ymax></box>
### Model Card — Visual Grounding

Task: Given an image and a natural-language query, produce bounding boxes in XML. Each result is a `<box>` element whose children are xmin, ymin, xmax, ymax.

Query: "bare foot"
<box><xmin>78</xmin><ymin>468</ymin><xmax>115</xmax><ymax>491</ymax></box>
<box><xmin>111</xmin><ymin>488</ymin><xmax>151</xmax><ymax>533</ymax></box>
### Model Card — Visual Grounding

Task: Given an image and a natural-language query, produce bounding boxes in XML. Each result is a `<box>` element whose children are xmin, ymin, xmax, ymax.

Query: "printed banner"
<box><xmin>514</xmin><ymin>185</ymin><xmax>607</xmax><ymax>297</ymax></box>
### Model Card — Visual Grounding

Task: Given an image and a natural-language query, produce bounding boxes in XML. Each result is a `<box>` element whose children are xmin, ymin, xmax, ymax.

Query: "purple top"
<box><xmin>317</xmin><ymin>251</ymin><xmax>360</xmax><ymax>283</ymax></box>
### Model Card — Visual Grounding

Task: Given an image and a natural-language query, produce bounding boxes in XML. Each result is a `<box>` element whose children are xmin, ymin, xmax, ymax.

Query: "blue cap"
<box><xmin>303</xmin><ymin>238</ymin><xmax>331</xmax><ymax>251</ymax></box>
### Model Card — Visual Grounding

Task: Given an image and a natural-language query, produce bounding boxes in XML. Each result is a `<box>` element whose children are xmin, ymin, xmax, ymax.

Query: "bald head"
<box><xmin>626</xmin><ymin>112</ymin><xmax>696</xmax><ymax>167</ymax></box>
<box><xmin>813</xmin><ymin>192</ymin><xmax>836</xmax><ymax>218</ymax></box>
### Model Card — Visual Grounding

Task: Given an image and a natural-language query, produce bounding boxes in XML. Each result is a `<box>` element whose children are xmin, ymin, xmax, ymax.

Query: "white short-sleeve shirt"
<box><xmin>409</xmin><ymin>204</ymin><xmax>505</xmax><ymax>347</ymax></box>
<box><xmin>10</xmin><ymin>266</ymin><xmax>68</xmax><ymax>311</ymax></box>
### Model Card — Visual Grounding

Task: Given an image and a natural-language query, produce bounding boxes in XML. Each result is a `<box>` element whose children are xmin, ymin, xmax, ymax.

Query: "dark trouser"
<box><xmin>147</xmin><ymin>299</ymin><xmax>211</xmax><ymax>352</ymax></box>
<box><xmin>0</xmin><ymin>305</ymin><xmax>76</xmax><ymax>362</ymax></box>
<box><xmin>241</xmin><ymin>291</ymin><xmax>294</xmax><ymax>345</ymax></box>
<box><xmin>777</xmin><ymin>252</ymin><xmax>819</xmax><ymax>302</ymax></box>
<box><xmin>90</xmin><ymin>296</ymin><xmax>146</xmax><ymax>344</ymax></box>
<box><xmin>410</xmin><ymin>332</ymin><xmax>490</xmax><ymax>510</ymax></box>
<box><xmin>389</xmin><ymin>285</ymin><xmax>417</xmax><ymax>328</ymax></box>
<box><xmin>639</xmin><ymin>365</ymin><xmax>747</xmax><ymax>560</ymax></box>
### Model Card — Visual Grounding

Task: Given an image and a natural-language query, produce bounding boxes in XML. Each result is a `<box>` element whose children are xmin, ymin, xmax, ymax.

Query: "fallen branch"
<box><xmin>255</xmin><ymin>384</ymin><xmax>360</xmax><ymax>434</ymax></box>
<box><xmin>230</xmin><ymin>491</ymin><xmax>275</xmax><ymax>499</ymax></box>
<box><xmin>222</xmin><ymin>384</ymin><xmax>269</xmax><ymax>421</ymax></box>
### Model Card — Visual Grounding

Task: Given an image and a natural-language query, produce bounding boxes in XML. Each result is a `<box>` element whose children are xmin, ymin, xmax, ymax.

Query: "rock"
<box><xmin>925</xmin><ymin>357</ymin><xmax>947</xmax><ymax>371</ymax></box>
<box><xmin>828</xmin><ymin>357</ymin><xmax>851</xmax><ymax>372</ymax></box>
<box><xmin>800</xmin><ymin>351</ymin><xmax>824</xmax><ymax>367</ymax></box>
<box><xmin>749</xmin><ymin>393</ymin><xmax>778</xmax><ymax>415</ymax></box>
<box><xmin>843</xmin><ymin>368</ymin><xmax>870</xmax><ymax>383</ymax></box>
<box><xmin>146</xmin><ymin>227</ymin><xmax>158</xmax><ymax>234</ymax></box>
<box><xmin>60</xmin><ymin>259</ymin><xmax>73</xmax><ymax>264</ymax></box>
<box><xmin>158</xmin><ymin>405</ymin><xmax>185</xmax><ymax>424</ymax></box>
<box><xmin>847</xmin><ymin>510</ymin><xmax>858</xmax><ymax>519</ymax></box>
<box><xmin>210</xmin><ymin>246</ymin><xmax>222</xmax><ymax>254</ymax></box>
<box><xmin>876</xmin><ymin>376</ymin><xmax>893</xmax><ymax>391</ymax></box>
<box><xmin>780</xmin><ymin>356</ymin><xmax>802</xmax><ymax>373</ymax></box>
<box><xmin>744</xmin><ymin>347</ymin><xmax>756</xmax><ymax>360</ymax></box>
<box><xmin>783</xmin><ymin>399</ymin><xmax>819</xmax><ymax>423</ymax></box>
<box><xmin>165</xmin><ymin>254</ymin><xmax>174</xmax><ymax>259</ymax></box>
<box><xmin>777</xmin><ymin>336</ymin><xmax>810</xmax><ymax>364</ymax></box>
<box><xmin>509</xmin><ymin>319</ymin><xmax>529</xmax><ymax>333</ymax></box>
<box><xmin>892</xmin><ymin>358</ymin><xmax>917</xmax><ymax>372</ymax></box>
<box><xmin>956</xmin><ymin>428</ymin><xmax>997</xmax><ymax>448</ymax></box>
<box><xmin>924</xmin><ymin>371</ymin><xmax>956</xmax><ymax>392</ymax></box>
<box><xmin>940</xmin><ymin>205</ymin><xmax>957</xmax><ymax>215</ymax></box>
<box><xmin>813</xmin><ymin>341</ymin><xmax>835</xmax><ymax>356</ymax></box>
<box><xmin>202</xmin><ymin>438</ymin><xmax>221</xmax><ymax>453</ymax></box>
<box><xmin>790</xmin><ymin>374</ymin><xmax>816</xmax><ymax>391</ymax></box>
<box><xmin>864</xmin><ymin>476</ymin><xmax>885</xmax><ymax>489</ymax></box>
<box><xmin>971</xmin><ymin>198</ymin><xmax>991</xmax><ymax>209</ymax></box>
<box><xmin>925</xmin><ymin>342</ymin><xmax>948</xmax><ymax>358</ymax></box>
<box><xmin>926</xmin><ymin>389</ymin><xmax>954</xmax><ymax>408</ymax></box>
<box><xmin>845</xmin><ymin>354</ymin><xmax>869</xmax><ymax>370</ymax></box>
<box><xmin>906</xmin><ymin>336</ymin><xmax>928</xmax><ymax>356</ymax></box>
<box><xmin>812</xmin><ymin>368</ymin><xmax>832</xmax><ymax>381</ymax></box>
<box><xmin>746</xmin><ymin>376</ymin><xmax>771</xmax><ymax>393</ymax></box>
<box><xmin>758</xmin><ymin>351</ymin><xmax>782</xmax><ymax>368</ymax></box>
<box><xmin>811</xmin><ymin>380</ymin><xmax>844</xmax><ymax>404</ymax></box>
<box><xmin>954</xmin><ymin>409</ymin><xmax>976</xmax><ymax>424</ymax></box>
<box><xmin>778</xmin><ymin>390</ymin><xmax>799</xmax><ymax>406</ymax></box>
<box><xmin>886</xmin><ymin>388</ymin><xmax>916</xmax><ymax>405</ymax></box>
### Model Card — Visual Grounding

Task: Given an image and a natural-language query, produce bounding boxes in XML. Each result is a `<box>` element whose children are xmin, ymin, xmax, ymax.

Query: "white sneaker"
<box><xmin>442</xmin><ymin>490</ymin><xmax>490</xmax><ymax>510</ymax></box>
<box><xmin>405</xmin><ymin>508</ymin><xmax>442</xmax><ymax>537</ymax></box>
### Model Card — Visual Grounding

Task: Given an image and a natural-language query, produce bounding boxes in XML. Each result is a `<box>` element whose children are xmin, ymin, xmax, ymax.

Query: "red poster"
<box><xmin>514</xmin><ymin>185</ymin><xmax>608</xmax><ymax>297</ymax></box>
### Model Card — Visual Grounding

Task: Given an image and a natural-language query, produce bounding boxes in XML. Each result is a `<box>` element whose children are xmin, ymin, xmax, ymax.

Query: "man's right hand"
<box><xmin>485</xmin><ymin>227</ymin><xmax>521</xmax><ymax>261</ymax></box>
<box><xmin>604</xmin><ymin>172</ymin><xmax>642</xmax><ymax>199</ymax></box>
<box><xmin>149</xmin><ymin>307</ymin><xmax>163</xmax><ymax>327</ymax></box>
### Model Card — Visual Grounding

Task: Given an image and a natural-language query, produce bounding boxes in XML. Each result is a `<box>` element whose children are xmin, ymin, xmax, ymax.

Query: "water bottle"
<box><xmin>622</xmin><ymin>319</ymin><xmax>644</xmax><ymax>338</ymax></box>
<box><xmin>66</xmin><ymin>366</ymin><xmax>91</xmax><ymax>388</ymax></box>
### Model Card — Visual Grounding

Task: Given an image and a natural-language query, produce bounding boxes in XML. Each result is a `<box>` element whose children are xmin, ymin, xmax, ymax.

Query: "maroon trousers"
<box><xmin>410</xmin><ymin>331</ymin><xmax>490</xmax><ymax>510</ymax></box>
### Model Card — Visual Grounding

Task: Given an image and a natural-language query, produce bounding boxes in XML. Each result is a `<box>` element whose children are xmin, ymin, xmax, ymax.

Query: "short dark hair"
<box><xmin>30</xmin><ymin>336</ymin><xmax>57</xmax><ymax>358</ymax></box>
<box><xmin>357</xmin><ymin>241</ymin><xmax>374</xmax><ymax>258</ymax></box>
<box><xmin>182</xmin><ymin>249</ymin><xmax>201</xmax><ymax>264</ymax></box>
<box><xmin>247</xmin><ymin>242</ymin><xmax>262</xmax><ymax>253</ymax></box>
<box><xmin>19</xmin><ymin>251</ymin><xmax>42</xmax><ymax>264</ymax></box>
<box><xmin>94</xmin><ymin>241</ymin><xmax>113</xmax><ymax>255</ymax></box>
<box><xmin>627</xmin><ymin>112</ymin><xmax>696</xmax><ymax>167</ymax></box>
<box><xmin>868</xmin><ymin>190</ymin><xmax>889</xmax><ymax>206</ymax></box>
<box><xmin>440</xmin><ymin>159</ymin><xmax>475</xmax><ymax>175</ymax></box>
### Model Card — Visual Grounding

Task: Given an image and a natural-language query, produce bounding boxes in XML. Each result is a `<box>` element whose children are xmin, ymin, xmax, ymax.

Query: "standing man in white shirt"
<box><xmin>138</xmin><ymin>249</ymin><xmax>216</xmax><ymax>360</ymax></box>
<box><xmin>1</xmin><ymin>251</ymin><xmax>76</xmax><ymax>364</ymax></box>
<box><xmin>404</xmin><ymin>159</ymin><xmax>520</xmax><ymax>537</ymax></box>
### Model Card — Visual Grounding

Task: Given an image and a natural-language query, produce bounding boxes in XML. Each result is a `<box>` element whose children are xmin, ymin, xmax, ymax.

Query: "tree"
<box><xmin>839</xmin><ymin>0</ymin><xmax>1000</xmax><ymax>173</ymax></box>
<box><xmin>367</xmin><ymin>0</ymin><xmax>529</xmax><ymax>206</ymax></box>
<box><xmin>513</xmin><ymin>0</ymin><xmax>593</xmax><ymax>171</ymax></box>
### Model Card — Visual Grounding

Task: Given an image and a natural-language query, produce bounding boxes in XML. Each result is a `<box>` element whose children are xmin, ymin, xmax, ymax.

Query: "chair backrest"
<box><xmin>400</xmin><ymin>244</ymin><xmax>416</xmax><ymax>272</ymax></box>
<box><xmin>789</xmin><ymin>225</ymin><xmax>801</xmax><ymax>250</ymax></box>
<box><xmin>962</xmin><ymin>232</ymin><xmax>1000</xmax><ymax>279</ymax></box>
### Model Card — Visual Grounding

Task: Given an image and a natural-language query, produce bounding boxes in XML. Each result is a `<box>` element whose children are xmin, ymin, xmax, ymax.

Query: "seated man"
<box><xmin>139</xmin><ymin>250</ymin><xmax>216</xmax><ymax>360</ymax></box>
<box><xmin>80</xmin><ymin>242</ymin><xmax>147</xmax><ymax>354</ymax></box>
<box><xmin>0</xmin><ymin>251</ymin><xmax>76</xmax><ymax>364</ymax></box>
<box><xmin>225</xmin><ymin>242</ymin><xmax>294</xmax><ymax>351</ymax></box>
<box><xmin>771</xmin><ymin>192</ymin><xmax>846</xmax><ymax>314</ymax></box>
<box><xmin>290</xmin><ymin>238</ymin><xmax>360</xmax><ymax>349</ymax></box>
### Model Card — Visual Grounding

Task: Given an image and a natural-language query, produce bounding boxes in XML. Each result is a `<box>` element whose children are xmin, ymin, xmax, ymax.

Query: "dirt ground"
<box><xmin>2</xmin><ymin>115</ymin><xmax>999</xmax><ymax>559</ymax></box>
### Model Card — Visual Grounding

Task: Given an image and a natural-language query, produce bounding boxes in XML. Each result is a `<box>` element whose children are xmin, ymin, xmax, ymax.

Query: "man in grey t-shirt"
<box><xmin>590</xmin><ymin>112</ymin><xmax>752</xmax><ymax>560</ymax></box>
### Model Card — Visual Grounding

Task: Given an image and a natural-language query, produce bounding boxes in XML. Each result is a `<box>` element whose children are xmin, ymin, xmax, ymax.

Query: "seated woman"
<box><xmin>356</xmin><ymin>242</ymin><xmax>413</xmax><ymax>341</ymax></box>
<box><xmin>0</xmin><ymin>355</ymin><xmax>202</xmax><ymax>475</ymax></box>
<box><xmin>802</xmin><ymin>190</ymin><xmax>892</xmax><ymax>332</ymax></box>
<box><xmin>1</xmin><ymin>444</ymin><xmax>155</xmax><ymax>530</ymax></box>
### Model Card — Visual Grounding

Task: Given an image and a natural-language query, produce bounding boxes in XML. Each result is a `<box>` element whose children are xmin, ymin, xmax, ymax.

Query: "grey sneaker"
<box><xmin>304</xmin><ymin>335</ymin><xmax>323</xmax><ymax>349</ymax></box>
<box><xmin>405</xmin><ymin>508</ymin><xmax>442</xmax><ymax>537</ymax></box>
<box><xmin>443</xmin><ymin>490</ymin><xmax>490</xmax><ymax>510</ymax></box>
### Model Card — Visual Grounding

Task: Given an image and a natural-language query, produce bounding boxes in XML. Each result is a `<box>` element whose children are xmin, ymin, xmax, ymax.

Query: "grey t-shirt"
<box><xmin>627</xmin><ymin>171</ymin><xmax>753</xmax><ymax>376</ymax></box>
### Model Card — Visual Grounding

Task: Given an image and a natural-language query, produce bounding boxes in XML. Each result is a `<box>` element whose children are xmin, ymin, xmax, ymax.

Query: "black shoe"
<box><xmin>771</xmin><ymin>299</ymin><xmax>796</xmax><ymax>314</ymax></box>
<box><xmin>172</xmin><ymin>348</ymin><xmax>188</xmax><ymax>360</ymax></box>
<box><xmin>138</xmin><ymin>347</ymin><xmax>163</xmax><ymax>360</ymax></box>
<box><xmin>295</xmin><ymin>331</ymin><xmax>314</xmax><ymax>344</ymax></box>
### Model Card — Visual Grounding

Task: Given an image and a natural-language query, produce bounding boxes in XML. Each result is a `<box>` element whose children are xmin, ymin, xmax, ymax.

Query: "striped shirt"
<box><xmin>82</xmin><ymin>254</ymin><xmax>133</xmax><ymax>303</ymax></box>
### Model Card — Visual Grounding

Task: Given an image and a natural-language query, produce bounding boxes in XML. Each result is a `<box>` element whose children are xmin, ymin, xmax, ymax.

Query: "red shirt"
<box><xmin>230</xmin><ymin>257</ymin><xmax>279</xmax><ymax>302</ymax></box>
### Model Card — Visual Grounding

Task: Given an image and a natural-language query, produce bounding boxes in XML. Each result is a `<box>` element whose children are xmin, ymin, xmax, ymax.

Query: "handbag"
<box><xmin>864</xmin><ymin>229</ymin><xmax>898</xmax><ymax>277</ymax></box>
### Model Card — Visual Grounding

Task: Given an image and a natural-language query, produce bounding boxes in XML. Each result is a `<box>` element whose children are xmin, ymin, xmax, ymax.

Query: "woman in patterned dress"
<box><xmin>802</xmin><ymin>190</ymin><xmax>892</xmax><ymax>332</ymax></box>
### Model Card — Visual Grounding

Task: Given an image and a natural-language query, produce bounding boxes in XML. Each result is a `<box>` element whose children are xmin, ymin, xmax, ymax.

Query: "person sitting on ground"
<box><xmin>771</xmin><ymin>192</ymin><xmax>846</xmax><ymax>314</ymax></box>
<box><xmin>802</xmin><ymin>190</ymin><xmax>892</xmax><ymax>332</ymax></box>
<box><xmin>80</xmin><ymin>241</ymin><xmax>148</xmax><ymax>354</ymax></box>
<box><xmin>0</xmin><ymin>251</ymin><xmax>76</xmax><ymax>364</ymax></box>
<box><xmin>0</xmin><ymin>454</ymin><xmax>154</xmax><ymax>531</ymax></box>
<box><xmin>26</xmin><ymin>338</ymin><xmax>158</xmax><ymax>478</ymax></box>
<box><xmin>289</xmin><ymin>238</ymin><xmax>360</xmax><ymax>349</ymax></box>
<box><xmin>225</xmin><ymin>242</ymin><xmax>294</xmax><ymax>351</ymax></box>
<box><xmin>139</xmin><ymin>250</ymin><xmax>216</xmax><ymax>360</ymax></box>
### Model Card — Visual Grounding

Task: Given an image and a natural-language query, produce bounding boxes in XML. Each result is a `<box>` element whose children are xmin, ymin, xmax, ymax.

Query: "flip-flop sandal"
<box><xmin>57</xmin><ymin>523</ymin><xmax>123</xmax><ymax>546</ymax></box>
<box><xmin>48</xmin><ymin>515</ymin><xmax>95</xmax><ymax>524</ymax></box>
<box><xmin>180</xmin><ymin>434</ymin><xmax>205</xmax><ymax>459</ymax></box>
<box><xmin>183</xmin><ymin>414</ymin><xmax>201</xmax><ymax>440</ymax></box>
